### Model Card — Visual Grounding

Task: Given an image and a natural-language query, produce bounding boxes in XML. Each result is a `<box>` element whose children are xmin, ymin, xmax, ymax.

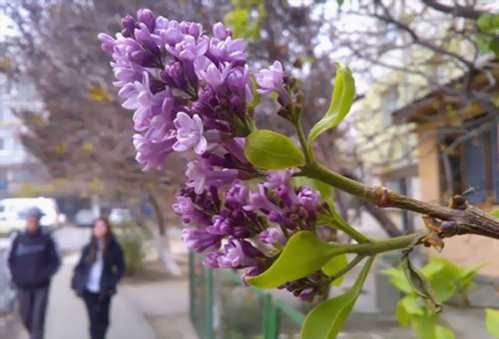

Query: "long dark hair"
<box><xmin>87</xmin><ymin>217</ymin><xmax>114</xmax><ymax>263</ymax></box>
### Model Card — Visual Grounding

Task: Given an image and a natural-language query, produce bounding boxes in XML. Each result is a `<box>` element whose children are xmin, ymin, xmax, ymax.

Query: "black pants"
<box><xmin>82</xmin><ymin>290</ymin><xmax>112</xmax><ymax>339</ymax></box>
<box><xmin>17</xmin><ymin>285</ymin><xmax>50</xmax><ymax>339</ymax></box>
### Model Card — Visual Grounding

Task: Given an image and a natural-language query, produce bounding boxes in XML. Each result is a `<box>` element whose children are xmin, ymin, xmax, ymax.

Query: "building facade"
<box><xmin>0</xmin><ymin>75</ymin><xmax>48</xmax><ymax>197</ymax></box>
<box><xmin>391</xmin><ymin>68</ymin><xmax>499</xmax><ymax>276</ymax></box>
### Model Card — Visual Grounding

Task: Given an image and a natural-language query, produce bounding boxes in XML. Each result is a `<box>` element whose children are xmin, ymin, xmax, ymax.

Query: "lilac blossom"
<box><xmin>259</xmin><ymin>227</ymin><xmax>286</xmax><ymax>246</ymax></box>
<box><xmin>185</xmin><ymin>159</ymin><xmax>239</xmax><ymax>194</ymax></box>
<box><xmin>182</xmin><ymin>228</ymin><xmax>222</xmax><ymax>253</ymax></box>
<box><xmin>173</xmin><ymin>112</ymin><xmax>207</xmax><ymax>154</ymax></box>
<box><xmin>298</xmin><ymin>187</ymin><xmax>321</xmax><ymax>214</ymax></box>
<box><xmin>173</xmin><ymin>168</ymin><xmax>326</xmax><ymax>300</ymax></box>
<box><xmin>166</xmin><ymin>35</ymin><xmax>209</xmax><ymax>61</ymax></box>
<box><xmin>224</xmin><ymin>180</ymin><xmax>249</xmax><ymax>208</ymax></box>
<box><xmin>256</xmin><ymin>61</ymin><xmax>284</xmax><ymax>94</ymax></box>
<box><xmin>193</xmin><ymin>56</ymin><xmax>227</xmax><ymax>88</ymax></box>
<box><xmin>217</xmin><ymin>239</ymin><xmax>260</xmax><ymax>269</ymax></box>
<box><xmin>244</xmin><ymin>185</ymin><xmax>282</xmax><ymax>214</ymax></box>
<box><xmin>172</xmin><ymin>196</ymin><xmax>210</xmax><ymax>226</ymax></box>
<box><xmin>212</xmin><ymin>22</ymin><xmax>231</xmax><ymax>40</ymax></box>
<box><xmin>101</xmin><ymin>10</ymin><xmax>332</xmax><ymax>302</ymax></box>
<box><xmin>208</xmin><ymin>214</ymin><xmax>232</xmax><ymax>235</ymax></box>
<box><xmin>100</xmin><ymin>10</ymin><xmax>255</xmax><ymax>171</ymax></box>
<box><xmin>209</xmin><ymin>37</ymin><xmax>247</xmax><ymax>63</ymax></box>
<box><xmin>132</xmin><ymin>133</ymin><xmax>175</xmax><ymax>171</ymax></box>
<box><xmin>264</xmin><ymin>169</ymin><xmax>294</xmax><ymax>189</ymax></box>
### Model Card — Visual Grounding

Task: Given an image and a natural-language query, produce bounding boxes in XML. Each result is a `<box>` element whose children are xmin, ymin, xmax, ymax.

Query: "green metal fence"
<box><xmin>189</xmin><ymin>252</ymin><xmax>305</xmax><ymax>339</ymax></box>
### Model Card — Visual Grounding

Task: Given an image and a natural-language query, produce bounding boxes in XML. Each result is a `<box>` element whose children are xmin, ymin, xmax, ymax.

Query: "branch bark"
<box><xmin>304</xmin><ymin>162</ymin><xmax>499</xmax><ymax>240</ymax></box>
<box><xmin>340</xmin><ymin>169</ymin><xmax>403</xmax><ymax>237</ymax></box>
<box><xmin>420</xmin><ymin>0</ymin><xmax>485</xmax><ymax>20</ymax></box>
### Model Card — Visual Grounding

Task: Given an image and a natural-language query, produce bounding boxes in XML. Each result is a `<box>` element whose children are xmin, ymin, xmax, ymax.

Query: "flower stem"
<box><xmin>326</xmin><ymin>231</ymin><xmax>426</xmax><ymax>259</ymax></box>
<box><xmin>295</xmin><ymin>119</ymin><xmax>314</xmax><ymax>164</ymax></box>
<box><xmin>343</xmin><ymin>231</ymin><xmax>427</xmax><ymax>256</ymax></box>
<box><xmin>327</xmin><ymin>255</ymin><xmax>365</xmax><ymax>283</ymax></box>
<box><xmin>303</xmin><ymin>162</ymin><xmax>368</xmax><ymax>199</ymax></box>
<box><xmin>322</xmin><ymin>209</ymin><xmax>372</xmax><ymax>243</ymax></box>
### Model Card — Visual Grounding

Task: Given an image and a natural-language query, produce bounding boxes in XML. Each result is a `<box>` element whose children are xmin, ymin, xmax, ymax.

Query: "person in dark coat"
<box><xmin>8</xmin><ymin>206</ymin><xmax>61</xmax><ymax>339</ymax></box>
<box><xmin>71</xmin><ymin>217</ymin><xmax>125</xmax><ymax>339</ymax></box>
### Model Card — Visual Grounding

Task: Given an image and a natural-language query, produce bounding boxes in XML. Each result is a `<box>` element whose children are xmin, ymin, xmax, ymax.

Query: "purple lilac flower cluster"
<box><xmin>99</xmin><ymin>9</ymin><xmax>257</xmax><ymax>172</ymax></box>
<box><xmin>173</xmin><ymin>169</ymin><xmax>330</xmax><ymax>301</ymax></box>
<box><xmin>100</xmin><ymin>10</ymin><xmax>326</xmax><ymax>301</ymax></box>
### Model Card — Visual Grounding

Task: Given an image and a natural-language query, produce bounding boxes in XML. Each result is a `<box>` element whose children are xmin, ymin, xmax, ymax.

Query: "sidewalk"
<box><xmin>17</xmin><ymin>255</ymin><xmax>156</xmax><ymax>339</ymax></box>
<box><xmin>123</xmin><ymin>279</ymin><xmax>198</xmax><ymax>339</ymax></box>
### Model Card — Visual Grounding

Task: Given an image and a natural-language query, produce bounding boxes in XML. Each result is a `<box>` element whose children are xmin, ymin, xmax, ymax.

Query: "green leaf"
<box><xmin>400</xmin><ymin>295</ymin><xmax>424</xmax><ymax>316</ymax></box>
<box><xmin>422</xmin><ymin>257</ymin><xmax>480</xmax><ymax>302</ymax></box>
<box><xmin>458</xmin><ymin>264</ymin><xmax>483</xmax><ymax>289</ymax></box>
<box><xmin>247</xmin><ymin>231</ymin><xmax>340</xmax><ymax>288</ymax></box>
<box><xmin>435</xmin><ymin>326</ymin><xmax>455</xmax><ymax>339</ymax></box>
<box><xmin>396</xmin><ymin>300</ymin><xmax>410</xmax><ymax>327</ymax></box>
<box><xmin>491</xmin><ymin>208</ymin><xmax>499</xmax><ymax>218</ymax></box>
<box><xmin>383</xmin><ymin>268</ymin><xmax>413</xmax><ymax>294</ymax></box>
<box><xmin>402</xmin><ymin>255</ymin><xmax>441</xmax><ymax>310</ymax></box>
<box><xmin>420</xmin><ymin>257</ymin><xmax>448</xmax><ymax>277</ymax></box>
<box><xmin>300</xmin><ymin>257</ymin><xmax>374</xmax><ymax>339</ymax></box>
<box><xmin>321</xmin><ymin>254</ymin><xmax>348</xmax><ymax>286</ymax></box>
<box><xmin>224</xmin><ymin>1</ymin><xmax>264</xmax><ymax>40</ymax></box>
<box><xmin>244</xmin><ymin>130</ymin><xmax>305</xmax><ymax>170</ymax></box>
<box><xmin>308</xmin><ymin>63</ymin><xmax>355</xmax><ymax>142</ymax></box>
<box><xmin>421</xmin><ymin>258</ymin><xmax>458</xmax><ymax>303</ymax></box>
<box><xmin>411</xmin><ymin>315</ymin><xmax>438</xmax><ymax>339</ymax></box>
<box><xmin>490</xmin><ymin>38</ymin><xmax>499</xmax><ymax>58</ymax></box>
<box><xmin>428</xmin><ymin>273</ymin><xmax>456</xmax><ymax>304</ymax></box>
<box><xmin>477</xmin><ymin>14</ymin><xmax>499</xmax><ymax>33</ymax></box>
<box><xmin>486</xmin><ymin>309</ymin><xmax>499</xmax><ymax>338</ymax></box>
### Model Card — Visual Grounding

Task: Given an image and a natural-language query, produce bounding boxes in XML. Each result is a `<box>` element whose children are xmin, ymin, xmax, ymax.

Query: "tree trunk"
<box><xmin>148</xmin><ymin>191</ymin><xmax>181</xmax><ymax>276</ymax></box>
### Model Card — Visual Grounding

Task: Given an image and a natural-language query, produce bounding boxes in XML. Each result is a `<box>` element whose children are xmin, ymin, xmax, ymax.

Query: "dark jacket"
<box><xmin>71</xmin><ymin>236</ymin><xmax>125</xmax><ymax>297</ymax></box>
<box><xmin>8</xmin><ymin>229</ymin><xmax>61</xmax><ymax>289</ymax></box>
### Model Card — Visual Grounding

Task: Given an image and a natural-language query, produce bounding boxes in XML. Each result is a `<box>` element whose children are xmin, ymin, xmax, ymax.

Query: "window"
<box><xmin>440</xmin><ymin>114</ymin><xmax>498</xmax><ymax>204</ymax></box>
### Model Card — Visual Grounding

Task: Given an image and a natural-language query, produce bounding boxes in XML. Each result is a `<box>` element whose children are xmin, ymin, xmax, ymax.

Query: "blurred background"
<box><xmin>0</xmin><ymin>0</ymin><xmax>497</xmax><ymax>338</ymax></box>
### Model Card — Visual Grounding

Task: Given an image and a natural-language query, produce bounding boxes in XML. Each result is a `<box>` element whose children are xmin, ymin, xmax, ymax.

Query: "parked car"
<box><xmin>74</xmin><ymin>209</ymin><xmax>95</xmax><ymax>228</ymax></box>
<box><xmin>109</xmin><ymin>208</ymin><xmax>133</xmax><ymax>225</ymax></box>
<box><xmin>0</xmin><ymin>197</ymin><xmax>61</xmax><ymax>235</ymax></box>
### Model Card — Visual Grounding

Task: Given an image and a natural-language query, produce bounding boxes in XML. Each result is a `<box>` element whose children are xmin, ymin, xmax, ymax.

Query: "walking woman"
<box><xmin>71</xmin><ymin>217</ymin><xmax>125</xmax><ymax>339</ymax></box>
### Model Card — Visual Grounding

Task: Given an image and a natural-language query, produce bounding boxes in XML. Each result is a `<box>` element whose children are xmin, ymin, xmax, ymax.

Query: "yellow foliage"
<box><xmin>81</xmin><ymin>142</ymin><xmax>94</xmax><ymax>154</ymax></box>
<box><xmin>15</xmin><ymin>183</ymin><xmax>36</xmax><ymax>197</ymax></box>
<box><xmin>14</xmin><ymin>182</ymin><xmax>56</xmax><ymax>197</ymax></box>
<box><xmin>0</xmin><ymin>58</ymin><xmax>12</xmax><ymax>72</ymax></box>
<box><xmin>54</xmin><ymin>143</ymin><xmax>68</xmax><ymax>155</ymax></box>
<box><xmin>89</xmin><ymin>178</ymin><xmax>103</xmax><ymax>193</ymax></box>
<box><xmin>29</xmin><ymin>115</ymin><xmax>46</xmax><ymax>126</ymax></box>
<box><xmin>88</xmin><ymin>85</ymin><xmax>113</xmax><ymax>102</ymax></box>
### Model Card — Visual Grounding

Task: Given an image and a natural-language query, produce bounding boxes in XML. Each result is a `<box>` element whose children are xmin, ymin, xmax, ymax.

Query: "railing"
<box><xmin>189</xmin><ymin>252</ymin><xmax>305</xmax><ymax>339</ymax></box>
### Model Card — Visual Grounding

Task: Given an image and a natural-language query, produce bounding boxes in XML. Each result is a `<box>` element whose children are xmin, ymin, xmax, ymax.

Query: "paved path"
<box><xmin>17</xmin><ymin>255</ymin><xmax>156</xmax><ymax>339</ymax></box>
<box><xmin>123</xmin><ymin>279</ymin><xmax>198</xmax><ymax>339</ymax></box>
